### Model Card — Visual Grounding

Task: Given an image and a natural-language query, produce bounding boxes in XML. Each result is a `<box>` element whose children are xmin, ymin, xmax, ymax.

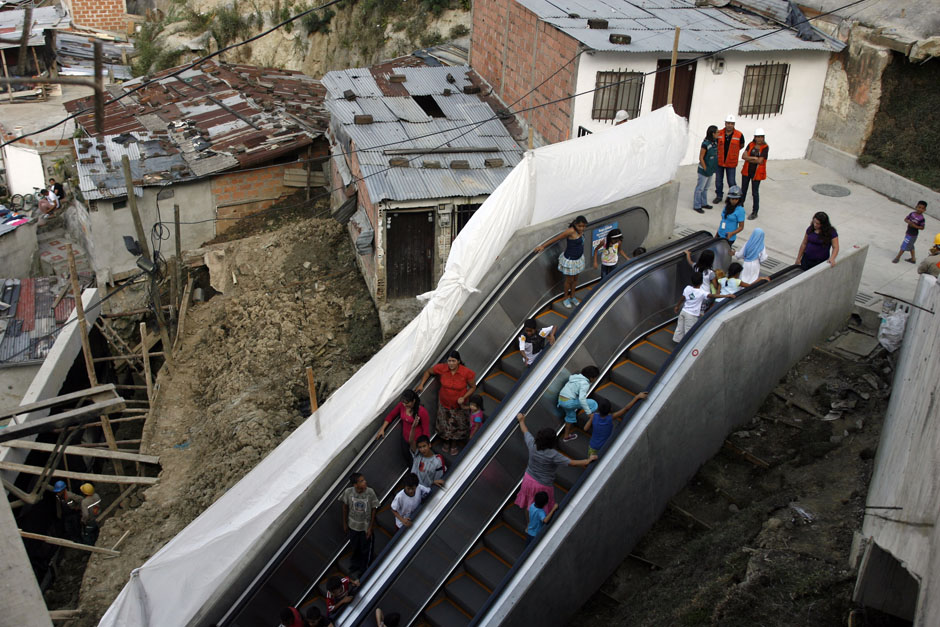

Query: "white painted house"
<box><xmin>471</xmin><ymin>0</ymin><xmax>844</xmax><ymax>164</ymax></box>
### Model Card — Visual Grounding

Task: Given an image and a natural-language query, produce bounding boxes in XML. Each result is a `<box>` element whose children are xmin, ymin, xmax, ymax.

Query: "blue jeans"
<box><xmin>741</xmin><ymin>176</ymin><xmax>761</xmax><ymax>213</ymax></box>
<box><xmin>558</xmin><ymin>397</ymin><xmax>598</xmax><ymax>424</ymax></box>
<box><xmin>693</xmin><ymin>172</ymin><xmax>712</xmax><ymax>209</ymax></box>
<box><xmin>714</xmin><ymin>165</ymin><xmax>737</xmax><ymax>198</ymax></box>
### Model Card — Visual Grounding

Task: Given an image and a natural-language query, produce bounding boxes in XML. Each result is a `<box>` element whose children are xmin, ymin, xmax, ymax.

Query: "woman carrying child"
<box><xmin>417</xmin><ymin>350</ymin><xmax>476</xmax><ymax>456</ymax></box>
<box><xmin>535</xmin><ymin>215</ymin><xmax>588</xmax><ymax>309</ymax></box>
<box><xmin>733</xmin><ymin>227</ymin><xmax>768</xmax><ymax>283</ymax></box>
<box><xmin>592</xmin><ymin>228</ymin><xmax>631</xmax><ymax>278</ymax></box>
<box><xmin>518</xmin><ymin>317</ymin><xmax>556</xmax><ymax>367</ymax></box>
<box><xmin>514</xmin><ymin>412</ymin><xmax>596</xmax><ymax>522</ymax></box>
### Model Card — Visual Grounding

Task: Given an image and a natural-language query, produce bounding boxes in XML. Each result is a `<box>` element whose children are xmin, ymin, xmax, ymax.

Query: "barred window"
<box><xmin>738</xmin><ymin>62</ymin><xmax>790</xmax><ymax>118</ymax></box>
<box><xmin>591</xmin><ymin>71</ymin><xmax>644</xmax><ymax>121</ymax></box>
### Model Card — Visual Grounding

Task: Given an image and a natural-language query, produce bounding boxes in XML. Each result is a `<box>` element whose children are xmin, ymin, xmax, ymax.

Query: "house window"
<box><xmin>738</xmin><ymin>62</ymin><xmax>790</xmax><ymax>118</ymax></box>
<box><xmin>591</xmin><ymin>71</ymin><xmax>644</xmax><ymax>121</ymax></box>
<box><xmin>453</xmin><ymin>203</ymin><xmax>481</xmax><ymax>240</ymax></box>
<box><xmin>112</xmin><ymin>199</ymin><xmax>128</xmax><ymax>210</ymax></box>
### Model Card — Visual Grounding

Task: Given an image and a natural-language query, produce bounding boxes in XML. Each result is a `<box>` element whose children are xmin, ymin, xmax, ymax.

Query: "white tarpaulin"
<box><xmin>98</xmin><ymin>107</ymin><xmax>688</xmax><ymax>626</ymax></box>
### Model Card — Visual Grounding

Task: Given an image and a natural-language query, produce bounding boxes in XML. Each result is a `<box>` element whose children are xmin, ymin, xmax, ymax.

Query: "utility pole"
<box><xmin>667</xmin><ymin>27</ymin><xmax>681</xmax><ymax>106</ymax></box>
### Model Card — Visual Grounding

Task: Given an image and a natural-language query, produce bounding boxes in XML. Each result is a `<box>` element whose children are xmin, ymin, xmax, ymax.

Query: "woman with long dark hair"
<box><xmin>376</xmin><ymin>389</ymin><xmax>430</xmax><ymax>462</ymax></box>
<box><xmin>693</xmin><ymin>125</ymin><xmax>719</xmax><ymax>213</ymax></box>
<box><xmin>796</xmin><ymin>212</ymin><xmax>839</xmax><ymax>269</ymax></box>
<box><xmin>535</xmin><ymin>215</ymin><xmax>589</xmax><ymax>309</ymax></box>
<box><xmin>417</xmin><ymin>350</ymin><xmax>476</xmax><ymax>456</ymax></box>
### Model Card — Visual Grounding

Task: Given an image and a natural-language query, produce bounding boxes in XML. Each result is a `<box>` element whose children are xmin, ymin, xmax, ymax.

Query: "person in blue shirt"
<box><xmin>716</xmin><ymin>185</ymin><xmax>746</xmax><ymax>247</ymax></box>
<box><xmin>584</xmin><ymin>393</ymin><xmax>649</xmax><ymax>456</ymax></box>
<box><xmin>556</xmin><ymin>366</ymin><xmax>600</xmax><ymax>442</ymax></box>
<box><xmin>525</xmin><ymin>491</ymin><xmax>558</xmax><ymax>547</ymax></box>
<box><xmin>693</xmin><ymin>125</ymin><xmax>718</xmax><ymax>213</ymax></box>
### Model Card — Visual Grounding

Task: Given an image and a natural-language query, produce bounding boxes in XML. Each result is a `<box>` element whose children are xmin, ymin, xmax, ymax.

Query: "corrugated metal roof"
<box><xmin>0</xmin><ymin>277</ymin><xmax>81</xmax><ymax>366</ymax></box>
<box><xmin>515</xmin><ymin>0</ymin><xmax>838</xmax><ymax>53</ymax></box>
<box><xmin>324</xmin><ymin>63</ymin><xmax>523</xmax><ymax>204</ymax></box>
<box><xmin>0</xmin><ymin>6</ymin><xmax>69</xmax><ymax>50</ymax></box>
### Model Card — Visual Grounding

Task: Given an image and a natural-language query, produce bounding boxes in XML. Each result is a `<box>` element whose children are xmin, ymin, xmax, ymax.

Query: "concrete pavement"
<box><xmin>671</xmin><ymin>158</ymin><xmax>934</xmax><ymax>312</ymax></box>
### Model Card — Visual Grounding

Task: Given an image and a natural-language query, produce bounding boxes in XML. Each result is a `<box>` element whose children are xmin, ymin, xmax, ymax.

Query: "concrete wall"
<box><xmin>2</xmin><ymin>144</ymin><xmax>45</xmax><ymax>196</ymax></box>
<box><xmin>63</xmin><ymin>201</ymin><xmax>99</xmax><ymax>271</ymax></box>
<box><xmin>807</xmin><ymin>139</ymin><xmax>940</xmax><ymax>220</ymax></box>
<box><xmin>856</xmin><ymin>275</ymin><xmax>940</xmax><ymax>624</ymax></box>
<box><xmin>488</xmin><ymin>245</ymin><xmax>868</xmax><ymax>626</ymax></box>
<box><xmin>89</xmin><ymin>180</ymin><xmax>216</xmax><ymax>282</ymax></box>
<box><xmin>572</xmin><ymin>50</ymin><xmax>831</xmax><ymax>165</ymax></box>
<box><xmin>0</xmin><ymin>364</ymin><xmax>41</xmax><ymax>415</ymax></box>
<box><xmin>0</xmin><ymin>219</ymin><xmax>39</xmax><ymax>278</ymax></box>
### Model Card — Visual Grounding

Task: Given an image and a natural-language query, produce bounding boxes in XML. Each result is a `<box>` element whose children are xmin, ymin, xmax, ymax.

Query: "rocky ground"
<box><xmin>48</xmin><ymin>210</ymin><xmax>382</xmax><ymax>625</ymax></box>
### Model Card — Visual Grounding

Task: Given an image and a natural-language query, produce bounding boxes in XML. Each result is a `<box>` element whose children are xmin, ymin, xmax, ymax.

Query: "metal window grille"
<box><xmin>738</xmin><ymin>62</ymin><xmax>790</xmax><ymax>119</ymax></box>
<box><xmin>591</xmin><ymin>70</ymin><xmax>644</xmax><ymax>121</ymax></box>
<box><xmin>577</xmin><ymin>126</ymin><xmax>593</xmax><ymax>137</ymax></box>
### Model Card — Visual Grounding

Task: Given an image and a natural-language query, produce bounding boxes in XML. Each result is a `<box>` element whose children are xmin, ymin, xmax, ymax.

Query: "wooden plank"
<box><xmin>0</xmin><ymin>397</ymin><xmax>126</xmax><ymax>444</ymax></box>
<box><xmin>668</xmin><ymin>502</ymin><xmax>713</xmax><ymax>530</ymax></box>
<box><xmin>0</xmin><ymin>384</ymin><xmax>118</xmax><ymax>421</ymax></box>
<box><xmin>1</xmin><ymin>440</ymin><xmax>159</xmax><ymax>464</ymax></box>
<box><xmin>173</xmin><ymin>275</ymin><xmax>194</xmax><ymax>351</ymax></box>
<box><xmin>283</xmin><ymin>168</ymin><xmax>326</xmax><ymax>187</ymax></box>
<box><xmin>722</xmin><ymin>440</ymin><xmax>771</xmax><ymax>469</ymax></box>
<box><xmin>19</xmin><ymin>530</ymin><xmax>120</xmax><ymax>556</ymax></box>
<box><xmin>50</xmin><ymin>609</ymin><xmax>83</xmax><ymax>621</ymax></box>
<box><xmin>97</xmin><ymin>484</ymin><xmax>136</xmax><ymax>523</ymax></box>
<box><xmin>772</xmin><ymin>389</ymin><xmax>824</xmax><ymax>419</ymax></box>
<box><xmin>141</xmin><ymin>323</ymin><xmax>153</xmax><ymax>402</ymax></box>
<box><xmin>0</xmin><ymin>462</ymin><xmax>158</xmax><ymax>485</ymax></box>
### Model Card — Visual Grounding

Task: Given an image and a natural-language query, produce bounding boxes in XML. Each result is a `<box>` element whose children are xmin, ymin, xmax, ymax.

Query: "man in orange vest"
<box><xmin>713</xmin><ymin>114</ymin><xmax>745</xmax><ymax>204</ymax></box>
<box><xmin>741</xmin><ymin>129</ymin><xmax>769</xmax><ymax>220</ymax></box>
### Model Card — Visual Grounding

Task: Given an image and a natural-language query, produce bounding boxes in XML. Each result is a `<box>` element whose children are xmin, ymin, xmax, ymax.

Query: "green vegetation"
<box><xmin>861</xmin><ymin>55</ymin><xmax>940</xmax><ymax>191</ymax></box>
<box><xmin>301</xmin><ymin>7</ymin><xmax>335</xmax><ymax>35</ymax></box>
<box><xmin>449</xmin><ymin>24</ymin><xmax>469</xmax><ymax>38</ymax></box>
<box><xmin>212</xmin><ymin>2</ymin><xmax>254</xmax><ymax>48</ymax></box>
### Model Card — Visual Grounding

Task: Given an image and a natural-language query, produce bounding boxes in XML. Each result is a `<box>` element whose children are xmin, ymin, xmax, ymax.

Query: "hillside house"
<box><xmin>470</xmin><ymin>0</ymin><xmax>842</xmax><ymax>164</ymax></box>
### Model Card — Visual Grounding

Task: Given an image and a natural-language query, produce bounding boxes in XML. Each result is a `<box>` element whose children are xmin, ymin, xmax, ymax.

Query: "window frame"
<box><xmin>738</xmin><ymin>62</ymin><xmax>790</xmax><ymax>119</ymax></box>
<box><xmin>591</xmin><ymin>70</ymin><xmax>644</xmax><ymax>122</ymax></box>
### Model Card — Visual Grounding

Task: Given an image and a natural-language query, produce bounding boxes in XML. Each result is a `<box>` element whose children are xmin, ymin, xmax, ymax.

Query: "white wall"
<box><xmin>571</xmin><ymin>49</ymin><xmax>830</xmax><ymax>165</ymax></box>
<box><xmin>88</xmin><ymin>179</ymin><xmax>217</xmax><ymax>282</ymax></box>
<box><xmin>2</xmin><ymin>144</ymin><xmax>45</xmax><ymax>196</ymax></box>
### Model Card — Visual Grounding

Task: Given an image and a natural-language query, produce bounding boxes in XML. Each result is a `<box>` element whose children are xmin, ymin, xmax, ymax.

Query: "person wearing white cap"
<box><xmin>741</xmin><ymin>129</ymin><xmax>769</xmax><ymax>220</ymax></box>
<box><xmin>614</xmin><ymin>110</ymin><xmax>629</xmax><ymax>125</ymax></box>
<box><xmin>713</xmin><ymin>114</ymin><xmax>744</xmax><ymax>204</ymax></box>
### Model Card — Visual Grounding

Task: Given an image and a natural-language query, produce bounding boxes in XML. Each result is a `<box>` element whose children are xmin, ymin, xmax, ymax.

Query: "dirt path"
<box><xmin>68</xmin><ymin>217</ymin><xmax>381</xmax><ymax>625</ymax></box>
<box><xmin>572</xmin><ymin>341</ymin><xmax>907</xmax><ymax>626</ymax></box>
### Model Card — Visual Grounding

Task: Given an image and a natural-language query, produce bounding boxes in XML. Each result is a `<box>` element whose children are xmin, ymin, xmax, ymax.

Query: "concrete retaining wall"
<box><xmin>489</xmin><ymin>245</ymin><xmax>868</xmax><ymax>626</ymax></box>
<box><xmin>856</xmin><ymin>274</ymin><xmax>940</xmax><ymax>625</ymax></box>
<box><xmin>807</xmin><ymin>139</ymin><xmax>940</xmax><ymax>220</ymax></box>
<box><xmin>0</xmin><ymin>220</ymin><xmax>39</xmax><ymax>278</ymax></box>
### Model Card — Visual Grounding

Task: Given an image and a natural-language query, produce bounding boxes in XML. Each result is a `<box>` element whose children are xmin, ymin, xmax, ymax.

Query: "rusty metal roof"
<box><xmin>63</xmin><ymin>60</ymin><xmax>328</xmax><ymax>198</ymax></box>
<box><xmin>0</xmin><ymin>277</ymin><xmax>83</xmax><ymax>367</ymax></box>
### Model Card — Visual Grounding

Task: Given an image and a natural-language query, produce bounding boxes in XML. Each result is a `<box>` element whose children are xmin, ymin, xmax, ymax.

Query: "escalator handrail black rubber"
<box><xmin>468</xmin><ymin>264</ymin><xmax>804</xmax><ymax>626</ymax></box>
<box><xmin>337</xmin><ymin>232</ymin><xmax>719</xmax><ymax>627</ymax></box>
<box><xmin>218</xmin><ymin>207</ymin><xmax>650</xmax><ymax>624</ymax></box>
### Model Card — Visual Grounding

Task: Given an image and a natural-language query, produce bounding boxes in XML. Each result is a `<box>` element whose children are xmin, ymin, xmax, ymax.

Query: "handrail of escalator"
<box><xmin>465</xmin><ymin>263</ymin><xmax>804</xmax><ymax>626</ymax></box>
<box><xmin>218</xmin><ymin>207</ymin><xmax>651</xmax><ymax>624</ymax></box>
<box><xmin>336</xmin><ymin>233</ymin><xmax>720</xmax><ymax>627</ymax></box>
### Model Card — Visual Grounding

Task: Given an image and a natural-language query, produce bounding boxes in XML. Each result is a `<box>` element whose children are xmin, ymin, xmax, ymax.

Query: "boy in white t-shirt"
<box><xmin>391</xmin><ymin>472</ymin><xmax>431</xmax><ymax>529</ymax></box>
<box><xmin>673</xmin><ymin>272</ymin><xmax>732</xmax><ymax>343</ymax></box>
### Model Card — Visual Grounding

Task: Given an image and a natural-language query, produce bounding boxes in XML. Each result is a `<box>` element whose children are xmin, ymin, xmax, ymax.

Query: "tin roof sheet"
<box><xmin>324</xmin><ymin>63</ymin><xmax>523</xmax><ymax>203</ymax></box>
<box><xmin>0</xmin><ymin>277</ymin><xmax>81</xmax><ymax>366</ymax></box>
<box><xmin>515</xmin><ymin>0</ymin><xmax>837</xmax><ymax>53</ymax></box>
<box><xmin>0</xmin><ymin>6</ymin><xmax>69</xmax><ymax>49</ymax></box>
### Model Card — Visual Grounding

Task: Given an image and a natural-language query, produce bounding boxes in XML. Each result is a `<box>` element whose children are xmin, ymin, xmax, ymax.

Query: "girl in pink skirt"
<box><xmin>513</xmin><ymin>412</ymin><xmax>597</xmax><ymax>522</ymax></box>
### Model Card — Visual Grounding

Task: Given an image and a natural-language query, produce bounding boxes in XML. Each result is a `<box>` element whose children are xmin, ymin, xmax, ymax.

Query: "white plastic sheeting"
<box><xmin>98</xmin><ymin>106</ymin><xmax>688</xmax><ymax>627</ymax></box>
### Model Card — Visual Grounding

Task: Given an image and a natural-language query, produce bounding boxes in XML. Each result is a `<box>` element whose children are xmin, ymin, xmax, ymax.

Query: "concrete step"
<box><xmin>424</xmin><ymin>598</ymin><xmax>472</xmax><ymax>627</ymax></box>
<box><xmin>483</xmin><ymin>524</ymin><xmax>525</xmax><ymax>564</ymax></box>
<box><xmin>609</xmin><ymin>360</ymin><xmax>654</xmax><ymax>395</ymax></box>
<box><xmin>445</xmin><ymin>573</ymin><xmax>490</xmax><ymax>618</ymax></box>
<box><xmin>464</xmin><ymin>548</ymin><xmax>510</xmax><ymax>591</ymax></box>
<box><xmin>629</xmin><ymin>341</ymin><xmax>671</xmax><ymax>372</ymax></box>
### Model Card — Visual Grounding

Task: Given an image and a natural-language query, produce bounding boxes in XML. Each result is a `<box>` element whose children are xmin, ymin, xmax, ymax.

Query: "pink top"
<box><xmin>383</xmin><ymin>402</ymin><xmax>430</xmax><ymax>442</ymax></box>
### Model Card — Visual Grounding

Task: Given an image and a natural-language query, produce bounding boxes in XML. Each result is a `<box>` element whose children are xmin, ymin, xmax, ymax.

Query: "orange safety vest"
<box><xmin>741</xmin><ymin>141</ymin><xmax>768</xmax><ymax>180</ymax></box>
<box><xmin>716</xmin><ymin>129</ymin><xmax>744</xmax><ymax>167</ymax></box>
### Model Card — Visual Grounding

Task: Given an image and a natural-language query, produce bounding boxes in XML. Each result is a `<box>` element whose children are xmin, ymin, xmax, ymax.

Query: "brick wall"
<box><xmin>210</xmin><ymin>163</ymin><xmax>295</xmax><ymax>234</ymax></box>
<box><xmin>70</xmin><ymin>0</ymin><xmax>128</xmax><ymax>32</ymax></box>
<box><xmin>471</xmin><ymin>0</ymin><xmax>579</xmax><ymax>144</ymax></box>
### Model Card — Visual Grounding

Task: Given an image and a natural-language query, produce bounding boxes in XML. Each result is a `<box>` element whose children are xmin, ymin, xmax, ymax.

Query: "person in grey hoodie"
<box><xmin>556</xmin><ymin>366</ymin><xmax>599</xmax><ymax>442</ymax></box>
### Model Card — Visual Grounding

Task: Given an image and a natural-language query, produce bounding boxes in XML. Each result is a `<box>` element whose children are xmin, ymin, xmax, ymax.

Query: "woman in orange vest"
<box><xmin>713</xmin><ymin>114</ymin><xmax>745</xmax><ymax>203</ymax></box>
<box><xmin>741</xmin><ymin>129</ymin><xmax>769</xmax><ymax>221</ymax></box>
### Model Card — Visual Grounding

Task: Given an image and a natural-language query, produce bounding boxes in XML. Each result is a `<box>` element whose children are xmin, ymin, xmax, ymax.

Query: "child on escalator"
<box><xmin>584</xmin><ymin>394</ymin><xmax>649</xmax><ymax>456</ymax></box>
<box><xmin>592</xmin><ymin>228</ymin><xmax>630</xmax><ymax>278</ymax></box>
<box><xmin>673</xmin><ymin>272</ymin><xmax>733</xmax><ymax>343</ymax></box>
<box><xmin>467</xmin><ymin>394</ymin><xmax>485</xmax><ymax>438</ymax></box>
<box><xmin>519</xmin><ymin>317</ymin><xmax>556</xmax><ymax>367</ymax></box>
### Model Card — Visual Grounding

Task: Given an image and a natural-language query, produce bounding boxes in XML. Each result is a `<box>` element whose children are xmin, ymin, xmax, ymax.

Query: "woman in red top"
<box><xmin>375</xmin><ymin>389</ymin><xmax>430</xmax><ymax>461</ymax></box>
<box><xmin>417</xmin><ymin>350</ymin><xmax>476</xmax><ymax>456</ymax></box>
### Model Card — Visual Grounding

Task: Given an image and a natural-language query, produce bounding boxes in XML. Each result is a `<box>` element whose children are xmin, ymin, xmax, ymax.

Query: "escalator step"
<box><xmin>480</xmin><ymin>391</ymin><xmax>501</xmax><ymax>408</ymax></box>
<box><xmin>483</xmin><ymin>371</ymin><xmax>516</xmax><ymax>401</ymax></box>
<box><xmin>536</xmin><ymin>309</ymin><xmax>566</xmax><ymax>329</ymax></box>
<box><xmin>594</xmin><ymin>382</ymin><xmax>635</xmax><ymax>413</ymax></box>
<box><xmin>445</xmin><ymin>573</ymin><xmax>491</xmax><ymax>617</ymax></box>
<box><xmin>500</xmin><ymin>351</ymin><xmax>524</xmax><ymax>379</ymax></box>
<box><xmin>610</xmin><ymin>361</ymin><xmax>654</xmax><ymax>394</ymax></box>
<box><xmin>646</xmin><ymin>327</ymin><xmax>676</xmax><ymax>351</ymax></box>
<box><xmin>550</xmin><ymin>298</ymin><xmax>574</xmax><ymax>315</ymax></box>
<box><xmin>555</xmin><ymin>462</ymin><xmax>583</xmax><ymax>491</ymax></box>
<box><xmin>374</xmin><ymin>526</ymin><xmax>393</xmax><ymax>557</ymax></box>
<box><xmin>300</xmin><ymin>598</ymin><xmax>328</xmax><ymax>622</ymax></box>
<box><xmin>501</xmin><ymin>504</ymin><xmax>527</xmax><ymax>534</ymax></box>
<box><xmin>484</xmin><ymin>524</ymin><xmax>526</xmax><ymax>564</ymax></box>
<box><xmin>629</xmin><ymin>341</ymin><xmax>671</xmax><ymax>372</ymax></box>
<box><xmin>425</xmin><ymin>598</ymin><xmax>472</xmax><ymax>627</ymax></box>
<box><xmin>559</xmin><ymin>430</ymin><xmax>590</xmax><ymax>458</ymax></box>
<box><xmin>465</xmin><ymin>549</ymin><xmax>511</xmax><ymax>590</ymax></box>
<box><xmin>376</xmin><ymin>507</ymin><xmax>398</xmax><ymax>534</ymax></box>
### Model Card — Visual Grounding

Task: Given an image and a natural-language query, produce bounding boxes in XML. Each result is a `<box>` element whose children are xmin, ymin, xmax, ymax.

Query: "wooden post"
<box><xmin>140</xmin><ymin>323</ymin><xmax>153</xmax><ymax>403</ymax></box>
<box><xmin>0</xmin><ymin>49</ymin><xmax>12</xmax><ymax>102</ymax></box>
<box><xmin>122</xmin><ymin>155</ymin><xmax>151</xmax><ymax>261</ymax></box>
<box><xmin>306</xmin><ymin>366</ymin><xmax>318</xmax><ymax>412</ymax></box>
<box><xmin>173</xmin><ymin>203</ymin><xmax>182</xmax><ymax>306</ymax></box>
<box><xmin>666</xmin><ymin>27</ymin><xmax>680</xmax><ymax>106</ymax></box>
<box><xmin>167</xmin><ymin>257</ymin><xmax>177</xmax><ymax>322</ymax></box>
<box><xmin>527</xmin><ymin>127</ymin><xmax>533</xmax><ymax>150</ymax></box>
<box><xmin>18</xmin><ymin>530</ymin><xmax>121</xmax><ymax>556</ymax></box>
<box><xmin>97</xmin><ymin>484</ymin><xmax>137</xmax><ymax>522</ymax></box>
<box><xmin>305</xmin><ymin>146</ymin><xmax>312</xmax><ymax>202</ymax></box>
<box><xmin>68</xmin><ymin>245</ymin><xmax>124</xmax><ymax>475</ymax></box>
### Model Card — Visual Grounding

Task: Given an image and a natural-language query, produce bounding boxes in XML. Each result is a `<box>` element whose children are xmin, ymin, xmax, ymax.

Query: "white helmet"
<box><xmin>614</xmin><ymin>110</ymin><xmax>629</xmax><ymax>123</ymax></box>
<box><xmin>725</xmin><ymin>114</ymin><xmax>736</xmax><ymax>123</ymax></box>
<box><xmin>755</xmin><ymin>128</ymin><xmax>766</xmax><ymax>136</ymax></box>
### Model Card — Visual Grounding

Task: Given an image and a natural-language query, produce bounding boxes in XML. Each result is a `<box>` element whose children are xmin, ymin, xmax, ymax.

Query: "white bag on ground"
<box><xmin>878</xmin><ymin>308</ymin><xmax>908</xmax><ymax>352</ymax></box>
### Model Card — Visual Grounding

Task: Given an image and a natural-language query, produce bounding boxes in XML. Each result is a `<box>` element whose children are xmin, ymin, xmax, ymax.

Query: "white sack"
<box><xmin>878</xmin><ymin>308</ymin><xmax>908</xmax><ymax>353</ymax></box>
<box><xmin>99</xmin><ymin>106</ymin><xmax>689</xmax><ymax>627</ymax></box>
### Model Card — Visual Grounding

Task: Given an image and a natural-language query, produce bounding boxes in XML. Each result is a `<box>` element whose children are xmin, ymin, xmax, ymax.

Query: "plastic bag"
<box><xmin>878</xmin><ymin>308</ymin><xmax>909</xmax><ymax>353</ymax></box>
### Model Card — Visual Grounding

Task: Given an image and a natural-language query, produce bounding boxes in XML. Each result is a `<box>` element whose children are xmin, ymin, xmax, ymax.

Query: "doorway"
<box><xmin>386</xmin><ymin>210</ymin><xmax>434</xmax><ymax>298</ymax></box>
<box><xmin>652</xmin><ymin>59</ymin><xmax>697</xmax><ymax>119</ymax></box>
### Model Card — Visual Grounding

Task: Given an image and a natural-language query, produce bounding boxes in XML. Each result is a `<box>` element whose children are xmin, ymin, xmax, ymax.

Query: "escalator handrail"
<box><xmin>336</xmin><ymin>233</ymin><xmax>719</xmax><ymax>627</ymax></box>
<box><xmin>467</xmin><ymin>264</ymin><xmax>804</xmax><ymax>626</ymax></box>
<box><xmin>218</xmin><ymin>207</ymin><xmax>651</xmax><ymax>623</ymax></box>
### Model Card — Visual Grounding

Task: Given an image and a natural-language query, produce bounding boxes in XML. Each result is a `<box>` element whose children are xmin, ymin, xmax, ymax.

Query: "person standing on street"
<box><xmin>713</xmin><ymin>115</ymin><xmax>744</xmax><ymax>204</ymax></box>
<box><xmin>693</xmin><ymin>125</ymin><xmax>718</xmax><ymax>213</ymax></box>
<box><xmin>741</xmin><ymin>130</ymin><xmax>769</xmax><ymax>220</ymax></box>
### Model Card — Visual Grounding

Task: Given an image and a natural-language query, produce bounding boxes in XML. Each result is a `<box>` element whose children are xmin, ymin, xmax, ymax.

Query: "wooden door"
<box><xmin>652</xmin><ymin>59</ymin><xmax>697</xmax><ymax>119</ymax></box>
<box><xmin>386</xmin><ymin>210</ymin><xmax>434</xmax><ymax>298</ymax></box>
